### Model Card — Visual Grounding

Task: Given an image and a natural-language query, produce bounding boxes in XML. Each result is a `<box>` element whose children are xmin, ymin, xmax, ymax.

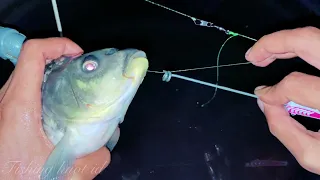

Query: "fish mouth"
<box><xmin>130</xmin><ymin>50</ymin><xmax>147</xmax><ymax>60</ymax></box>
<box><xmin>90</xmin><ymin>50</ymin><xmax>148</xmax><ymax>123</ymax></box>
<box><xmin>123</xmin><ymin>50</ymin><xmax>149</xmax><ymax>80</ymax></box>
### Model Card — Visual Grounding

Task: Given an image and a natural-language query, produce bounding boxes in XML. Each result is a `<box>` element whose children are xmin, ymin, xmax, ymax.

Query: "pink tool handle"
<box><xmin>285</xmin><ymin>101</ymin><xmax>320</xmax><ymax>120</ymax></box>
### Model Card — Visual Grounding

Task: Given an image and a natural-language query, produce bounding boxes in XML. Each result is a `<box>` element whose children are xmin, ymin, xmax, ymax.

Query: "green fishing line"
<box><xmin>201</xmin><ymin>34</ymin><xmax>238</xmax><ymax>107</ymax></box>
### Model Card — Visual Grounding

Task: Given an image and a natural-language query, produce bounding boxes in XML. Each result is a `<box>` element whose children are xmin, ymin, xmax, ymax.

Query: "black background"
<box><xmin>2</xmin><ymin>0</ymin><xmax>320</xmax><ymax>179</ymax></box>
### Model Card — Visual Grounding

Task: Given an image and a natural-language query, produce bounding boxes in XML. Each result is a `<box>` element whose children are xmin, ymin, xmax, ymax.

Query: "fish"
<box><xmin>39</xmin><ymin>48</ymin><xmax>149</xmax><ymax>180</ymax></box>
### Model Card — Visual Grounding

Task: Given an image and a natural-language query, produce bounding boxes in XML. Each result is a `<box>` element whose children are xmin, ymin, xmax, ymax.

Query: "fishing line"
<box><xmin>51</xmin><ymin>0</ymin><xmax>63</xmax><ymax>37</ymax></box>
<box><xmin>49</xmin><ymin>0</ymin><xmax>258</xmax><ymax>104</ymax></box>
<box><xmin>201</xmin><ymin>35</ymin><xmax>236</xmax><ymax>107</ymax></box>
<box><xmin>44</xmin><ymin>0</ymin><xmax>320</xmax><ymax>120</ymax></box>
<box><xmin>162</xmin><ymin>71</ymin><xmax>258</xmax><ymax>99</ymax></box>
<box><xmin>144</xmin><ymin>0</ymin><xmax>257</xmax><ymax>41</ymax></box>
<box><xmin>145</xmin><ymin>0</ymin><xmax>258</xmax><ymax>106</ymax></box>
<box><xmin>147</xmin><ymin>61</ymin><xmax>251</xmax><ymax>73</ymax></box>
<box><xmin>147</xmin><ymin>35</ymin><xmax>245</xmax><ymax>106</ymax></box>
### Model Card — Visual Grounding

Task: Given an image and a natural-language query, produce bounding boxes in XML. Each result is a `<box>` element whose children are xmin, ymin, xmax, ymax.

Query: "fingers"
<box><xmin>255</xmin><ymin>71</ymin><xmax>320</xmax><ymax>110</ymax></box>
<box><xmin>259</xmin><ymin>100</ymin><xmax>320</xmax><ymax>174</ymax></box>
<box><xmin>2</xmin><ymin>38</ymin><xmax>83</xmax><ymax>104</ymax></box>
<box><xmin>68</xmin><ymin>147</ymin><xmax>110</xmax><ymax>180</ymax></box>
<box><xmin>245</xmin><ymin>26</ymin><xmax>320</xmax><ymax>69</ymax></box>
<box><xmin>255</xmin><ymin>72</ymin><xmax>320</xmax><ymax>174</ymax></box>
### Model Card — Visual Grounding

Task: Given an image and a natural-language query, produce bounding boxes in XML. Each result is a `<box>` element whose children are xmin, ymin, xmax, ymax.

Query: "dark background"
<box><xmin>2</xmin><ymin>0</ymin><xmax>320</xmax><ymax>179</ymax></box>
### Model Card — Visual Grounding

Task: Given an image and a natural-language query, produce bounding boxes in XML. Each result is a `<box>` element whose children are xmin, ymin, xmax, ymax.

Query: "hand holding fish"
<box><xmin>0</xmin><ymin>38</ymin><xmax>110</xmax><ymax>180</ymax></box>
<box><xmin>246</xmin><ymin>26</ymin><xmax>320</xmax><ymax>174</ymax></box>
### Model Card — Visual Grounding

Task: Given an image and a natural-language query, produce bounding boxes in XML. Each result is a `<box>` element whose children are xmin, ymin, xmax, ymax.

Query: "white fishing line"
<box><xmin>51</xmin><ymin>0</ymin><xmax>63</xmax><ymax>37</ymax></box>
<box><xmin>162</xmin><ymin>71</ymin><xmax>258</xmax><ymax>98</ymax></box>
<box><xmin>144</xmin><ymin>0</ymin><xmax>257</xmax><ymax>41</ymax></box>
<box><xmin>147</xmin><ymin>62</ymin><xmax>251</xmax><ymax>73</ymax></box>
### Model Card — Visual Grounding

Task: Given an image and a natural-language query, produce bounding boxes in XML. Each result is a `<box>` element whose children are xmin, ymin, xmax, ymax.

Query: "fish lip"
<box><xmin>123</xmin><ymin>50</ymin><xmax>147</xmax><ymax>73</ymax></box>
<box><xmin>100</xmin><ymin>50</ymin><xmax>147</xmax><ymax>116</ymax></box>
<box><xmin>130</xmin><ymin>50</ymin><xmax>147</xmax><ymax>60</ymax></box>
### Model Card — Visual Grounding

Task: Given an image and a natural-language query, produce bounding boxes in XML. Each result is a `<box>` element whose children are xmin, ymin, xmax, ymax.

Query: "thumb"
<box><xmin>254</xmin><ymin>71</ymin><xmax>320</xmax><ymax>109</ymax></box>
<box><xmin>2</xmin><ymin>38</ymin><xmax>83</xmax><ymax>104</ymax></box>
<box><xmin>245</xmin><ymin>26</ymin><xmax>320</xmax><ymax>68</ymax></box>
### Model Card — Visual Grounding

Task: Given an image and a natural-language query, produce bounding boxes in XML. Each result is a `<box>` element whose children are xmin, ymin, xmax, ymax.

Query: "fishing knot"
<box><xmin>162</xmin><ymin>70</ymin><xmax>172</xmax><ymax>82</ymax></box>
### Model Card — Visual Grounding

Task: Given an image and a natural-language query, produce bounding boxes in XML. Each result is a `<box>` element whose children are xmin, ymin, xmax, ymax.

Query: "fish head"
<box><xmin>41</xmin><ymin>48</ymin><xmax>149</xmax><ymax>124</ymax></box>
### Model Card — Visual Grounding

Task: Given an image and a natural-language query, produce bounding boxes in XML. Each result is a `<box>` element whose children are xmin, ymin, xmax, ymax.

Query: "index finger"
<box><xmin>245</xmin><ymin>26</ymin><xmax>320</xmax><ymax>69</ymax></box>
<box><xmin>2</xmin><ymin>37</ymin><xmax>83</xmax><ymax>104</ymax></box>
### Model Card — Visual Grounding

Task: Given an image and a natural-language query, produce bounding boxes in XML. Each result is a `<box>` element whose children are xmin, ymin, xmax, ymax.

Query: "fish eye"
<box><xmin>105</xmin><ymin>48</ymin><xmax>118</xmax><ymax>55</ymax></box>
<box><xmin>82</xmin><ymin>55</ymin><xmax>98</xmax><ymax>72</ymax></box>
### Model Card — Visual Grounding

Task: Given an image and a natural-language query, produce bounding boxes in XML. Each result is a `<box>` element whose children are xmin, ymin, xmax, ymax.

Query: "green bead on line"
<box><xmin>227</xmin><ymin>31</ymin><xmax>239</xmax><ymax>36</ymax></box>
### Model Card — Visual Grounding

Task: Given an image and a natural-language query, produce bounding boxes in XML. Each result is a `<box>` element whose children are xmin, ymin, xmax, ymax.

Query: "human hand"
<box><xmin>0</xmin><ymin>38</ymin><xmax>110</xmax><ymax>180</ymax></box>
<box><xmin>245</xmin><ymin>26</ymin><xmax>320</xmax><ymax>174</ymax></box>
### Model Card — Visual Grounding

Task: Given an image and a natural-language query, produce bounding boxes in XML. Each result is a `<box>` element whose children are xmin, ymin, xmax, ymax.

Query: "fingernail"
<box><xmin>255</xmin><ymin>85</ymin><xmax>266</xmax><ymax>91</ymax></box>
<box><xmin>68</xmin><ymin>52</ymin><xmax>83</xmax><ymax>59</ymax></box>
<box><xmin>264</xmin><ymin>55</ymin><xmax>276</xmax><ymax>63</ymax></box>
<box><xmin>254</xmin><ymin>85</ymin><xmax>267</xmax><ymax>95</ymax></box>
<box><xmin>257</xmin><ymin>99</ymin><xmax>265</xmax><ymax>113</ymax></box>
<box><xmin>245</xmin><ymin>47</ymin><xmax>252</xmax><ymax>58</ymax></box>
